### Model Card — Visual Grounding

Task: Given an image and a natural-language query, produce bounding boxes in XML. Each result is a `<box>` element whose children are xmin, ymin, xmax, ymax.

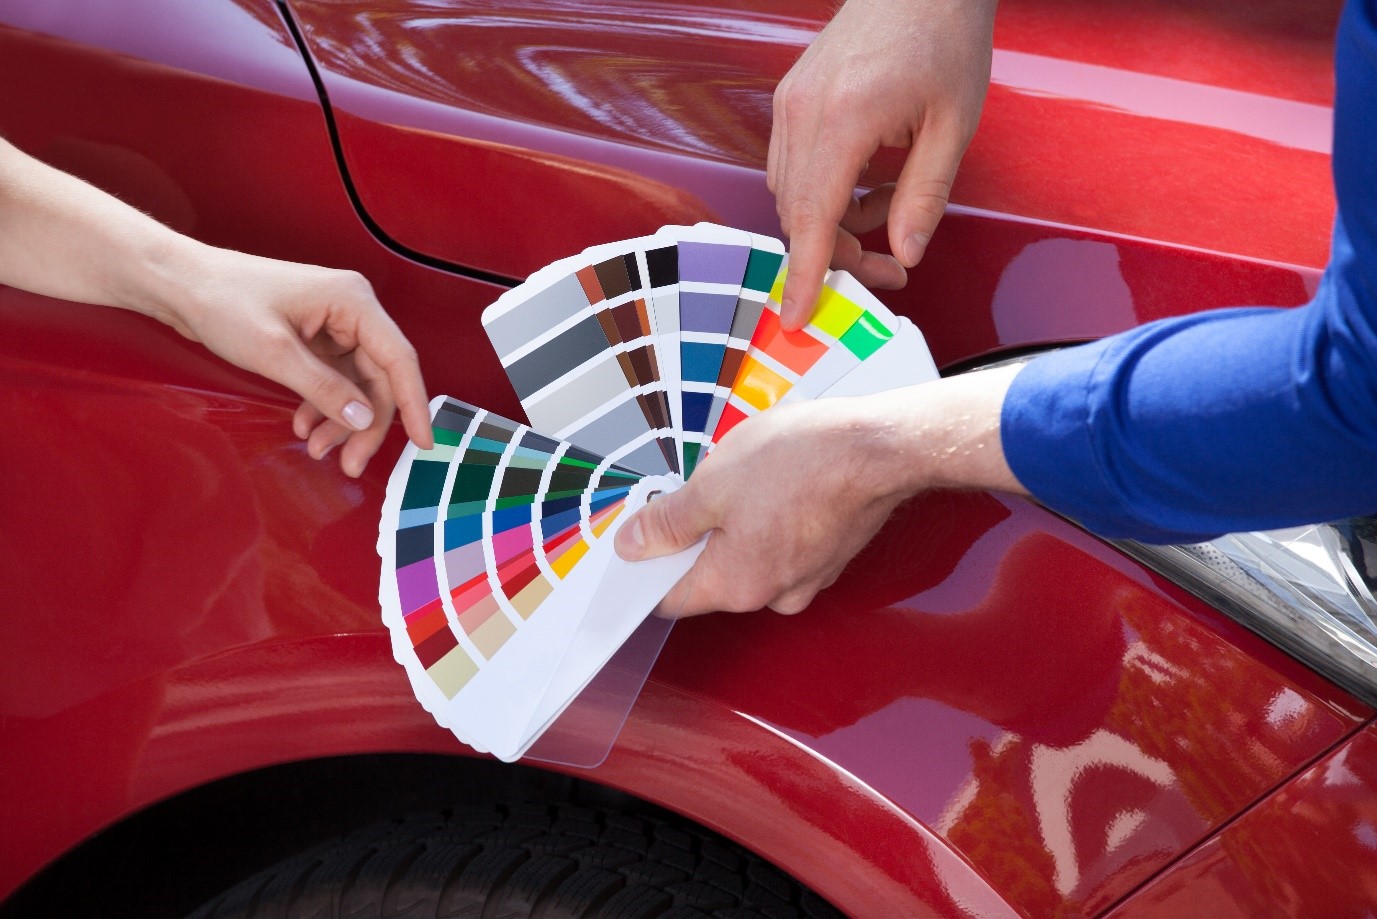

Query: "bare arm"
<box><xmin>0</xmin><ymin>137</ymin><xmax>432</xmax><ymax>475</ymax></box>
<box><xmin>615</xmin><ymin>364</ymin><xmax>1027</xmax><ymax>617</ymax></box>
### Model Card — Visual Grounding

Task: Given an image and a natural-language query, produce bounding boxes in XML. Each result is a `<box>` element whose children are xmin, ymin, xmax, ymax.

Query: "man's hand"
<box><xmin>769</xmin><ymin>0</ymin><xmax>996</xmax><ymax>329</ymax></box>
<box><xmin>614</xmin><ymin>366</ymin><xmax>1027</xmax><ymax>617</ymax></box>
<box><xmin>169</xmin><ymin>246</ymin><xmax>433</xmax><ymax>477</ymax></box>
<box><xmin>616</xmin><ymin>399</ymin><xmax>907</xmax><ymax>616</ymax></box>
<box><xmin>0</xmin><ymin>136</ymin><xmax>431</xmax><ymax>477</ymax></box>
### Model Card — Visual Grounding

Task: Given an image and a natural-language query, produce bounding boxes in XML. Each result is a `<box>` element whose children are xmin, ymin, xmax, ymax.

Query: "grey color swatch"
<box><xmin>505</xmin><ymin>314</ymin><xmax>611</xmax><ymax>400</ymax></box>
<box><xmin>567</xmin><ymin>398</ymin><xmax>670</xmax><ymax>476</ymax></box>
<box><xmin>525</xmin><ymin>355</ymin><xmax>629</xmax><ymax>435</ymax></box>
<box><xmin>485</xmin><ymin>273</ymin><xmax>592</xmax><ymax>359</ymax></box>
<box><xmin>611</xmin><ymin>441</ymin><xmax>671</xmax><ymax>478</ymax></box>
<box><xmin>729</xmin><ymin>296</ymin><xmax>765</xmax><ymax>340</ymax></box>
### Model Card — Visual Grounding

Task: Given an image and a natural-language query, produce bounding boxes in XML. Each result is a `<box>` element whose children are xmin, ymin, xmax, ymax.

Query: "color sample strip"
<box><xmin>775</xmin><ymin>270</ymin><xmax>901</xmax><ymax>406</ymax></box>
<box><xmin>396</xmin><ymin>400</ymin><xmax>486</xmax><ymax>700</ymax></box>
<box><xmin>639</xmin><ymin>243</ymin><xmax>682</xmax><ymax>461</ymax></box>
<box><xmin>699</xmin><ymin>243</ymin><xmax>785</xmax><ymax>450</ymax></box>
<box><xmin>713</xmin><ymin>301</ymin><xmax>829</xmax><ymax>441</ymax></box>
<box><xmin>483</xmin><ymin>261</ymin><xmax>669</xmax><ymax>476</ymax></box>
<box><xmin>437</xmin><ymin>408</ymin><xmax>521</xmax><ymax>662</ymax></box>
<box><xmin>490</xmin><ymin>430</ymin><xmax>559</xmax><ymax>621</ymax></box>
<box><xmin>676</xmin><ymin>237</ymin><xmax>752</xmax><ymax>475</ymax></box>
<box><xmin>480</xmin><ymin>428</ymin><xmax>544</xmax><ymax>642</ymax></box>
<box><xmin>528</xmin><ymin>440</ymin><xmax>574</xmax><ymax>587</ymax></box>
<box><xmin>575</xmin><ymin>253</ymin><xmax>678</xmax><ymax>474</ymax></box>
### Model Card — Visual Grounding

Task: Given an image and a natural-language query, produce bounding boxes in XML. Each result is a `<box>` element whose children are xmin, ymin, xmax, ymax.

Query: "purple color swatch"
<box><xmin>678</xmin><ymin>242</ymin><xmax>749</xmax><ymax>285</ymax></box>
<box><xmin>396</xmin><ymin>556</ymin><xmax>440</xmax><ymax>612</ymax></box>
<box><xmin>679</xmin><ymin>291</ymin><xmax>739</xmax><ymax>334</ymax></box>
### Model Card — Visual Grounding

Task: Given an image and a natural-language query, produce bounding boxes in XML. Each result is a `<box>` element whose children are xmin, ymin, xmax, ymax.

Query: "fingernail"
<box><xmin>780</xmin><ymin>297</ymin><xmax>799</xmax><ymax>329</ymax></box>
<box><xmin>902</xmin><ymin>233</ymin><xmax>929</xmax><ymax>266</ymax></box>
<box><xmin>342</xmin><ymin>400</ymin><xmax>373</xmax><ymax>431</ymax></box>
<box><xmin>618</xmin><ymin>516</ymin><xmax>645</xmax><ymax>560</ymax></box>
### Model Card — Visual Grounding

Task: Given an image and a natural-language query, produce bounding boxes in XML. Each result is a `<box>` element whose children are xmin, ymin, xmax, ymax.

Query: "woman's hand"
<box><xmin>0</xmin><ymin>136</ymin><xmax>432</xmax><ymax>476</ymax></box>
<box><xmin>166</xmin><ymin>244</ymin><xmax>433</xmax><ymax>477</ymax></box>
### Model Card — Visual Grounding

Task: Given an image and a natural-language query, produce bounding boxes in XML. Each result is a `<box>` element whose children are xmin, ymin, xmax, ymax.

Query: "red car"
<box><xmin>3</xmin><ymin>1</ymin><xmax>1374</xmax><ymax>916</ymax></box>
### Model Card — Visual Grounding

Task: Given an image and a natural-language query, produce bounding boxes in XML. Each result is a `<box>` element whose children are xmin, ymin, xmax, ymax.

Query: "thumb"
<box><xmin>615</xmin><ymin>486</ymin><xmax>714</xmax><ymax>562</ymax></box>
<box><xmin>273</xmin><ymin>335</ymin><xmax>378</xmax><ymax>434</ymax></box>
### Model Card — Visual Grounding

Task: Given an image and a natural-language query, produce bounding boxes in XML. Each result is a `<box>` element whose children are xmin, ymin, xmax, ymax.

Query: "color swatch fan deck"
<box><xmin>379</xmin><ymin>223</ymin><xmax>939</xmax><ymax>763</ymax></box>
<box><xmin>379</xmin><ymin>397</ymin><xmax>698</xmax><ymax>763</ymax></box>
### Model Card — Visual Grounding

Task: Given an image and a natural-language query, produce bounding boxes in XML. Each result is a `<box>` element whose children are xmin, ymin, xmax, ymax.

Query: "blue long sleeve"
<box><xmin>1000</xmin><ymin>0</ymin><xmax>1377</xmax><ymax>544</ymax></box>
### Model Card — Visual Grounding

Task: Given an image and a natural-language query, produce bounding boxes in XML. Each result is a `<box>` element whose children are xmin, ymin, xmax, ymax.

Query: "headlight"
<box><xmin>961</xmin><ymin>351</ymin><xmax>1377</xmax><ymax>703</ymax></box>
<box><xmin>1117</xmin><ymin>519</ymin><xmax>1377</xmax><ymax>705</ymax></box>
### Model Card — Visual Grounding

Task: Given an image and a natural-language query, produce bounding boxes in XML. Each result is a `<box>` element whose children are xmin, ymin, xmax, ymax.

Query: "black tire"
<box><xmin>187</xmin><ymin>802</ymin><xmax>843</xmax><ymax>919</ymax></box>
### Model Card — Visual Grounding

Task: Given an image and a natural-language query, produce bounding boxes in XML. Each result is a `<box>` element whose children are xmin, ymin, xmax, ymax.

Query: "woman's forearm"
<box><xmin>0</xmin><ymin>136</ymin><xmax>433</xmax><ymax>474</ymax></box>
<box><xmin>0</xmin><ymin>136</ymin><xmax>210</xmax><ymax>326</ymax></box>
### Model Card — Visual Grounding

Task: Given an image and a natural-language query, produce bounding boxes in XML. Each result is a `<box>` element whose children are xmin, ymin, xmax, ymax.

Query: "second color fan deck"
<box><xmin>379</xmin><ymin>223</ymin><xmax>940</xmax><ymax>762</ymax></box>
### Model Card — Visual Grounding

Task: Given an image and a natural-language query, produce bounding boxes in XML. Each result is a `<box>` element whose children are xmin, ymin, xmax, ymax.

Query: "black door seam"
<box><xmin>275</xmin><ymin>0</ymin><xmax>519</xmax><ymax>289</ymax></box>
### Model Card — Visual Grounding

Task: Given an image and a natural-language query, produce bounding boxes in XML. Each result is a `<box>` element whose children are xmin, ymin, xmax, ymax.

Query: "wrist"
<box><xmin>848</xmin><ymin>364</ymin><xmax>1027</xmax><ymax>498</ymax></box>
<box><xmin>123</xmin><ymin>229</ymin><xmax>218</xmax><ymax>333</ymax></box>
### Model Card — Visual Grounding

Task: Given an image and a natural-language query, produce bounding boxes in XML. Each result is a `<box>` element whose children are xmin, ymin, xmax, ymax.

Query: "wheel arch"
<box><xmin>3</xmin><ymin>635</ymin><xmax>1008</xmax><ymax>918</ymax></box>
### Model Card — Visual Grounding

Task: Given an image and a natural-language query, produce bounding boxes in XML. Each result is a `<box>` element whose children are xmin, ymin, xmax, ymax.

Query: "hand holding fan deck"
<box><xmin>378</xmin><ymin>223</ymin><xmax>939</xmax><ymax>763</ymax></box>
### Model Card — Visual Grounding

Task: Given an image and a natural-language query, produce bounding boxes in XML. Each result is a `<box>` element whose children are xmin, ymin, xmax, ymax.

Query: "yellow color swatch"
<box><xmin>769</xmin><ymin>267</ymin><xmax>788</xmax><ymax>304</ymax></box>
<box><xmin>733</xmin><ymin>356</ymin><xmax>791</xmax><ymax>411</ymax></box>
<box><xmin>551</xmin><ymin>538</ymin><xmax>589</xmax><ymax>578</ymax></box>
<box><xmin>592</xmin><ymin>503</ymin><xmax>624</xmax><ymax>538</ymax></box>
<box><xmin>810</xmin><ymin>286</ymin><xmax>863</xmax><ymax>340</ymax></box>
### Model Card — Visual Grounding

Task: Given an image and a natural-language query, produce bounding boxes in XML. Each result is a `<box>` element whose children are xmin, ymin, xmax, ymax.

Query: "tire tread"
<box><xmin>189</xmin><ymin>803</ymin><xmax>842</xmax><ymax>919</ymax></box>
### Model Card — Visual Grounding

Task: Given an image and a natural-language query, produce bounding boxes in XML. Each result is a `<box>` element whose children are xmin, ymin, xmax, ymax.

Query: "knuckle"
<box><xmin>263</xmin><ymin>328</ymin><xmax>299</xmax><ymax>362</ymax></box>
<box><xmin>721</xmin><ymin>580</ymin><xmax>769</xmax><ymax>614</ymax></box>
<box><xmin>819</xmin><ymin>82</ymin><xmax>864</xmax><ymax>116</ymax></box>
<box><xmin>905</xmin><ymin>178</ymin><xmax>954</xmax><ymax>218</ymax></box>
<box><xmin>331</xmin><ymin>269</ymin><xmax>376</xmax><ymax>305</ymax></box>
<box><xmin>831</xmin><ymin>232</ymin><xmax>861</xmax><ymax>267</ymax></box>
<box><xmin>774</xmin><ymin>79</ymin><xmax>806</xmax><ymax>118</ymax></box>
<box><xmin>341</xmin><ymin>269</ymin><xmax>372</xmax><ymax>294</ymax></box>
<box><xmin>769</xmin><ymin>593</ymin><xmax>811</xmax><ymax>615</ymax></box>
<box><xmin>665</xmin><ymin>505</ymin><xmax>705</xmax><ymax>551</ymax></box>
<box><xmin>374</xmin><ymin>333</ymin><xmax>417</xmax><ymax>370</ymax></box>
<box><xmin>643</xmin><ymin>500</ymin><xmax>690</xmax><ymax>551</ymax></box>
<box><xmin>310</xmin><ymin>380</ymin><xmax>346</xmax><ymax>410</ymax></box>
<box><xmin>775</xmin><ymin>199</ymin><xmax>792</xmax><ymax>230</ymax></box>
<box><xmin>302</xmin><ymin>364</ymin><xmax>349</xmax><ymax>406</ymax></box>
<box><xmin>784</xmin><ymin>198</ymin><xmax>836</xmax><ymax>233</ymax></box>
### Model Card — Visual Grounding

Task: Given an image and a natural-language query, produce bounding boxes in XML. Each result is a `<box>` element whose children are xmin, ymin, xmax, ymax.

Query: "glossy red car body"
<box><xmin>2</xmin><ymin>0</ymin><xmax>1373</xmax><ymax>916</ymax></box>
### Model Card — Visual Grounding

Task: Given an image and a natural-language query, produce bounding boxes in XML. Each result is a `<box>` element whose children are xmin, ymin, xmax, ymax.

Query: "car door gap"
<box><xmin>274</xmin><ymin>0</ymin><xmax>519</xmax><ymax>289</ymax></box>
